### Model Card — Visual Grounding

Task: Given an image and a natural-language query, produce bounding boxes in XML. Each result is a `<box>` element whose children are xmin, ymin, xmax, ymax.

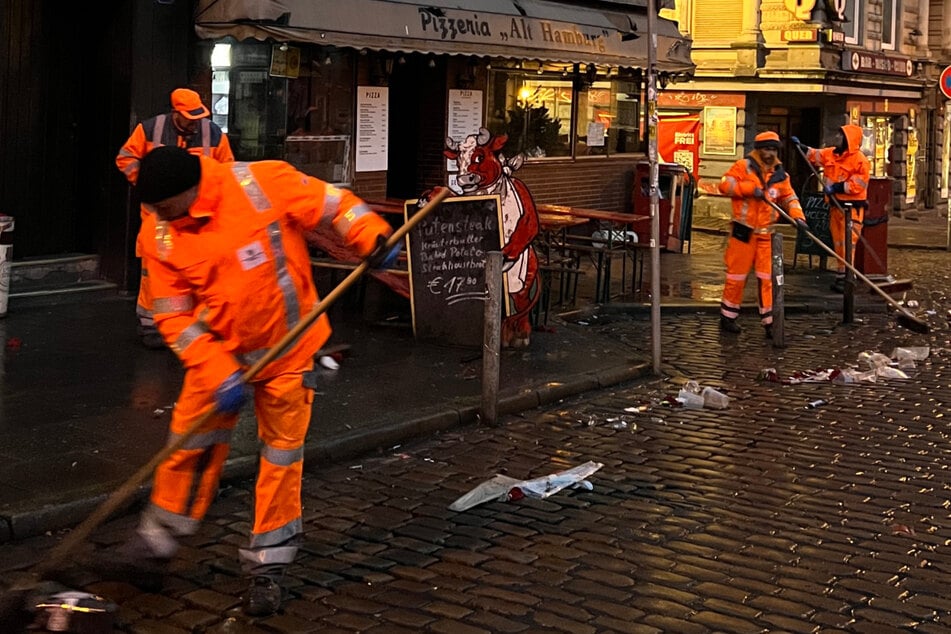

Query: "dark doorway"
<box><xmin>386</xmin><ymin>57</ymin><xmax>425</xmax><ymax>199</ymax></box>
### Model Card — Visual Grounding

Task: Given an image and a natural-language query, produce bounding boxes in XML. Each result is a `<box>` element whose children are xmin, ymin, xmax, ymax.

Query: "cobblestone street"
<box><xmin>4</xmin><ymin>246</ymin><xmax>951</xmax><ymax>632</ymax></box>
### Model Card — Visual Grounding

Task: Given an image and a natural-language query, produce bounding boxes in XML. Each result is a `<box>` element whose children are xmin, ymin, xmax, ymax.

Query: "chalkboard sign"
<box><xmin>404</xmin><ymin>195</ymin><xmax>507</xmax><ymax>348</ymax></box>
<box><xmin>794</xmin><ymin>192</ymin><xmax>834</xmax><ymax>257</ymax></box>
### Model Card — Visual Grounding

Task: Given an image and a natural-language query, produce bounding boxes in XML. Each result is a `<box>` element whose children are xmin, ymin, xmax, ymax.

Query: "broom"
<box><xmin>0</xmin><ymin>186</ymin><xmax>451</xmax><ymax>622</ymax></box>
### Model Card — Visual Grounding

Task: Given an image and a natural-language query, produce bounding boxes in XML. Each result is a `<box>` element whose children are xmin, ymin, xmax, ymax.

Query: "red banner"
<box><xmin>658</xmin><ymin>115</ymin><xmax>700</xmax><ymax>179</ymax></box>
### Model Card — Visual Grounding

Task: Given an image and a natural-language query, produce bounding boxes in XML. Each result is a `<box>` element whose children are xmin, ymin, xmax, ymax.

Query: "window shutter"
<box><xmin>691</xmin><ymin>0</ymin><xmax>743</xmax><ymax>43</ymax></box>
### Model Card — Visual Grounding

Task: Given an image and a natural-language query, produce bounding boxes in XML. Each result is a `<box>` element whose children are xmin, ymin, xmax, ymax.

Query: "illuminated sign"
<box><xmin>782</xmin><ymin>29</ymin><xmax>818</xmax><ymax>42</ymax></box>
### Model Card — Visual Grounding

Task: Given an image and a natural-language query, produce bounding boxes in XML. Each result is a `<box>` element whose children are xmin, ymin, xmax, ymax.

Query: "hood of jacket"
<box><xmin>839</xmin><ymin>124</ymin><xmax>864</xmax><ymax>155</ymax></box>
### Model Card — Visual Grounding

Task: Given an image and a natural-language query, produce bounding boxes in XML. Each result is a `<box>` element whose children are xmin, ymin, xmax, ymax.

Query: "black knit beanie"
<box><xmin>137</xmin><ymin>146</ymin><xmax>201</xmax><ymax>204</ymax></box>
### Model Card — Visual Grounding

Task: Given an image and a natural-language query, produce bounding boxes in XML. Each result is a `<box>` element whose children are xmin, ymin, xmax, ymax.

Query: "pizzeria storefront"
<box><xmin>194</xmin><ymin>0</ymin><xmax>693</xmax><ymax>210</ymax></box>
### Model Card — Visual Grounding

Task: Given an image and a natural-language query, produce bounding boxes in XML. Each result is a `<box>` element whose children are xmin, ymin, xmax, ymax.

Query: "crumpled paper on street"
<box><xmin>449</xmin><ymin>461</ymin><xmax>603</xmax><ymax>512</ymax></box>
<box><xmin>760</xmin><ymin>348</ymin><xmax>918</xmax><ymax>385</ymax></box>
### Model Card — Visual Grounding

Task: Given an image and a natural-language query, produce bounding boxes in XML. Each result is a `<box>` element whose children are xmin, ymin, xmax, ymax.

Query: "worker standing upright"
<box><xmin>792</xmin><ymin>125</ymin><xmax>870</xmax><ymax>293</ymax></box>
<box><xmin>718</xmin><ymin>131</ymin><xmax>807</xmax><ymax>337</ymax></box>
<box><xmin>116</xmin><ymin>88</ymin><xmax>234</xmax><ymax>348</ymax></box>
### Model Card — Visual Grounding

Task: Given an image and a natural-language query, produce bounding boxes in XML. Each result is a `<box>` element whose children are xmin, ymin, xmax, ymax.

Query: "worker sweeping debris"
<box><xmin>0</xmin><ymin>150</ymin><xmax>449</xmax><ymax>623</ymax></box>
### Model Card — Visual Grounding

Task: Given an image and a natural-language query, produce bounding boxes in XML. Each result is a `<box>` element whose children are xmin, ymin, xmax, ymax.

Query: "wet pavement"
<box><xmin>0</xmin><ymin>214</ymin><xmax>949</xmax><ymax>631</ymax></box>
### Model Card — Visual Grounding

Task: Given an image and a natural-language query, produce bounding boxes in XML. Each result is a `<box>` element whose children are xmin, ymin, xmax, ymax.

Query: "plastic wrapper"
<box><xmin>449</xmin><ymin>461</ymin><xmax>604</xmax><ymax>511</ymax></box>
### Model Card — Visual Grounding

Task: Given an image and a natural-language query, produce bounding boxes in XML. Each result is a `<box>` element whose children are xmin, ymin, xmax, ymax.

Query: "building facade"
<box><xmin>659</xmin><ymin>0</ymin><xmax>951</xmax><ymax>222</ymax></box>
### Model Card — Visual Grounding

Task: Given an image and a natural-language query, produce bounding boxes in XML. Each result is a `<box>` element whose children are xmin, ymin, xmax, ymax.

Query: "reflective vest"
<box><xmin>116</xmin><ymin>113</ymin><xmax>234</xmax><ymax>184</ymax></box>
<box><xmin>718</xmin><ymin>153</ymin><xmax>805</xmax><ymax>227</ymax></box>
<box><xmin>142</xmin><ymin>157</ymin><xmax>391</xmax><ymax>387</ymax></box>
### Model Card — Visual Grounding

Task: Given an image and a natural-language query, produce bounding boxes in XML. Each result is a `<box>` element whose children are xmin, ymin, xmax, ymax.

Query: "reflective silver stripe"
<box><xmin>317</xmin><ymin>188</ymin><xmax>342</xmax><ymax>235</ymax></box>
<box><xmin>145</xmin><ymin>502</ymin><xmax>200</xmax><ymax>537</ymax></box>
<box><xmin>260</xmin><ymin>443</ymin><xmax>303</xmax><ymax>467</ymax></box>
<box><xmin>230</xmin><ymin>166</ymin><xmax>301</xmax><ymax>331</ymax></box>
<box><xmin>168</xmin><ymin>427</ymin><xmax>232</xmax><ymax>450</ymax></box>
<box><xmin>174</xmin><ymin>320</ymin><xmax>210</xmax><ymax>353</ymax></box>
<box><xmin>247</xmin><ymin>517</ymin><xmax>302</xmax><ymax>550</ymax></box>
<box><xmin>238</xmin><ymin>345</ymin><xmax>288</xmax><ymax>367</ymax></box>
<box><xmin>232</xmin><ymin>163</ymin><xmax>271</xmax><ymax>212</ymax></box>
<box><xmin>152</xmin><ymin>114</ymin><xmax>167</xmax><ymax>146</ymax></box>
<box><xmin>239</xmin><ymin>545</ymin><xmax>299</xmax><ymax>570</ymax></box>
<box><xmin>117</xmin><ymin>149</ymin><xmax>139</xmax><ymax>177</ymax></box>
<box><xmin>136</xmin><ymin>304</ymin><xmax>154</xmax><ymax>327</ymax></box>
<box><xmin>328</xmin><ymin>201</ymin><xmax>375</xmax><ymax>239</ymax></box>
<box><xmin>153</xmin><ymin>295</ymin><xmax>195</xmax><ymax>314</ymax></box>
<box><xmin>200</xmin><ymin>118</ymin><xmax>211</xmax><ymax>155</ymax></box>
<box><xmin>268</xmin><ymin>221</ymin><xmax>300</xmax><ymax>331</ymax></box>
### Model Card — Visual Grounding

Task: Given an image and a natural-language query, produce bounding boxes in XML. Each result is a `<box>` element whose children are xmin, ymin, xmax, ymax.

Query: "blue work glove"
<box><xmin>790</xmin><ymin>135</ymin><xmax>802</xmax><ymax>147</ymax></box>
<box><xmin>795</xmin><ymin>218</ymin><xmax>809</xmax><ymax>231</ymax></box>
<box><xmin>367</xmin><ymin>234</ymin><xmax>400</xmax><ymax>269</ymax></box>
<box><xmin>214</xmin><ymin>371</ymin><xmax>247</xmax><ymax>414</ymax></box>
<box><xmin>752</xmin><ymin>187</ymin><xmax>765</xmax><ymax>200</ymax></box>
<box><xmin>824</xmin><ymin>182</ymin><xmax>845</xmax><ymax>195</ymax></box>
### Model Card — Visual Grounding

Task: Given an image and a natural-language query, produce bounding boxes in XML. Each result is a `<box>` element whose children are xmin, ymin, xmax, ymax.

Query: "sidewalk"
<box><xmin>0</xmin><ymin>215</ymin><xmax>938</xmax><ymax>543</ymax></box>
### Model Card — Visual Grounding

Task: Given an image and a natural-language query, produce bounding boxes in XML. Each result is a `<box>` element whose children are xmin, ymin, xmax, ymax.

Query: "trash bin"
<box><xmin>855</xmin><ymin>178</ymin><xmax>891</xmax><ymax>277</ymax></box>
<box><xmin>631</xmin><ymin>161</ymin><xmax>688</xmax><ymax>252</ymax></box>
<box><xmin>0</xmin><ymin>215</ymin><xmax>13</xmax><ymax>317</ymax></box>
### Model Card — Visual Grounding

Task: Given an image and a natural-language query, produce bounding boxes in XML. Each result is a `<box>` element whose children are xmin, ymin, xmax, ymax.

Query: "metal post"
<box><xmin>647</xmin><ymin>0</ymin><xmax>661</xmax><ymax>375</ymax></box>
<box><xmin>843</xmin><ymin>213</ymin><xmax>854</xmax><ymax>324</ymax></box>
<box><xmin>481</xmin><ymin>251</ymin><xmax>502</xmax><ymax>426</ymax></box>
<box><xmin>771</xmin><ymin>232</ymin><xmax>785</xmax><ymax>348</ymax></box>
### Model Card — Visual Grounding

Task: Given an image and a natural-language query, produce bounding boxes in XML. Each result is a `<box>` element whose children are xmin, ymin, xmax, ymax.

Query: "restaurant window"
<box><xmin>284</xmin><ymin>48</ymin><xmax>356</xmax><ymax>186</ymax></box>
<box><xmin>861</xmin><ymin>115</ymin><xmax>892</xmax><ymax>178</ymax></box>
<box><xmin>486</xmin><ymin>66</ymin><xmax>641</xmax><ymax>160</ymax></box>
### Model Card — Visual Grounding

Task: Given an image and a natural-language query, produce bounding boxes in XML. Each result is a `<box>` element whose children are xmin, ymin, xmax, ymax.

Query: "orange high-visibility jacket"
<box><xmin>718</xmin><ymin>152</ymin><xmax>805</xmax><ymax>227</ymax></box>
<box><xmin>805</xmin><ymin>124</ymin><xmax>870</xmax><ymax>206</ymax></box>
<box><xmin>141</xmin><ymin>157</ymin><xmax>391</xmax><ymax>388</ymax></box>
<box><xmin>116</xmin><ymin>114</ymin><xmax>234</xmax><ymax>185</ymax></box>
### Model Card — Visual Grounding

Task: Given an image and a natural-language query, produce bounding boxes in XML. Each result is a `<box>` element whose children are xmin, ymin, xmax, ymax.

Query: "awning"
<box><xmin>194</xmin><ymin>0</ymin><xmax>694</xmax><ymax>72</ymax></box>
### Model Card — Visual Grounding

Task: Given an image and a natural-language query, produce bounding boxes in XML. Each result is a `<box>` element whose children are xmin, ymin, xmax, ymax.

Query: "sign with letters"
<box><xmin>405</xmin><ymin>196</ymin><xmax>507</xmax><ymax>348</ymax></box>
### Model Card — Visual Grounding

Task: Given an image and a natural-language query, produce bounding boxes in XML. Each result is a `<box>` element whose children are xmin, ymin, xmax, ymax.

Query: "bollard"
<box><xmin>770</xmin><ymin>232</ymin><xmax>785</xmax><ymax>347</ymax></box>
<box><xmin>0</xmin><ymin>215</ymin><xmax>13</xmax><ymax>318</ymax></box>
<box><xmin>481</xmin><ymin>252</ymin><xmax>503</xmax><ymax>426</ymax></box>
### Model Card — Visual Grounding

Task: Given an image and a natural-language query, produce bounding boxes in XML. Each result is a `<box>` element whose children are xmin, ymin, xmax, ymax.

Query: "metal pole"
<box><xmin>481</xmin><ymin>251</ymin><xmax>502</xmax><ymax>426</ymax></box>
<box><xmin>843</xmin><ymin>213</ymin><xmax>854</xmax><ymax>324</ymax></box>
<box><xmin>771</xmin><ymin>232</ymin><xmax>786</xmax><ymax>348</ymax></box>
<box><xmin>647</xmin><ymin>0</ymin><xmax>661</xmax><ymax>375</ymax></box>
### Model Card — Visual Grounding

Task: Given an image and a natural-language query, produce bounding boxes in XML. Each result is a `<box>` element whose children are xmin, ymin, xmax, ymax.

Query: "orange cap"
<box><xmin>753</xmin><ymin>131</ymin><xmax>781</xmax><ymax>150</ymax></box>
<box><xmin>170</xmin><ymin>88</ymin><xmax>210</xmax><ymax>120</ymax></box>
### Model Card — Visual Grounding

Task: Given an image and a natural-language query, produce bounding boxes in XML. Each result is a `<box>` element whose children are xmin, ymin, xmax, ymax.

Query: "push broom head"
<box><xmin>896</xmin><ymin>309</ymin><xmax>930</xmax><ymax>334</ymax></box>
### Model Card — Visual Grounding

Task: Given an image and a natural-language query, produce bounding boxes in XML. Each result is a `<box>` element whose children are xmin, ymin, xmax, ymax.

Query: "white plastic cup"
<box><xmin>677</xmin><ymin>389</ymin><xmax>704</xmax><ymax>409</ymax></box>
<box><xmin>701</xmin><ymin>386</ymin><xmax>729</xmax><ymax>409</ymax></box>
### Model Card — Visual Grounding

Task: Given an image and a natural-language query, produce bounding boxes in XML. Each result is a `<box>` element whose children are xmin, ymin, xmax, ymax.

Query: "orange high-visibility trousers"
<box><xmin>148</xmin><ymin>365</ymin><xmax>313</xmax><ymax>572</ymax></box>
<box><xmin>720</xmin><ymin>234</ymin><xmax>774</xmax><ymax>325</ymax></box>
<box><xmin>829</xmin><ymin>206</ymin><xmax>864</xmax><ymax>274</ymax></box>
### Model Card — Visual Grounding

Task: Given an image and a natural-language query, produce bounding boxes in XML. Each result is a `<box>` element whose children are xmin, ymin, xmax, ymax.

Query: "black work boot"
<box><xmin>245</xmin><ymin>575</ymin><xmax>283</xmax><ymax>616</ymax></box>
<box><xmin>830</xmin><ymin>277</ymin><xmax>845</xmax><ymax>293</ymax></box>
<box><xmin>719</xmin><ymin>316</ymin><xmax>742</xmax><ymax>334</ymax></box>
<box><xmin>764</xmin><ymin>324</ymin><xmax>773</xmax><ymax>339</ymax></box>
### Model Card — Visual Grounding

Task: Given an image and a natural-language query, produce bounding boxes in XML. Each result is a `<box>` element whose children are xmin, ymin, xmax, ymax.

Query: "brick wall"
<box><xmin>515</xmin><ymin>158</ymin><xmax>638</xmax><ymax>212</ymax></box>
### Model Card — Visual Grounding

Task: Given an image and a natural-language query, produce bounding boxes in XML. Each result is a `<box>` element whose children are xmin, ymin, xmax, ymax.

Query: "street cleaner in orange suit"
<box><xmin>106</xmin><ymin>146</ymin><xmax>399</xmax><ymax>616</ymax></box>
<box><xmin>718</xmin><ymin>131</ymin><xmax>807</xmax><ymax>336</ymax></box>
<box><xmin>116</xmin><ymin>88</ymin><xmax>234</xmax><ymax>349</ymax></box>
<box><xmin>792</xmin><ymin>124</ymin><xmax>870</xmax><ymax>293</ymax></box>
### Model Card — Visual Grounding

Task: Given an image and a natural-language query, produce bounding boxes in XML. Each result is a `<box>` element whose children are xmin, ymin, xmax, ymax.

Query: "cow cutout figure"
<box><xmin>443</xmin><ymin>128</ymin><xmax>540</xmax><ymax>348</ymax></box>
